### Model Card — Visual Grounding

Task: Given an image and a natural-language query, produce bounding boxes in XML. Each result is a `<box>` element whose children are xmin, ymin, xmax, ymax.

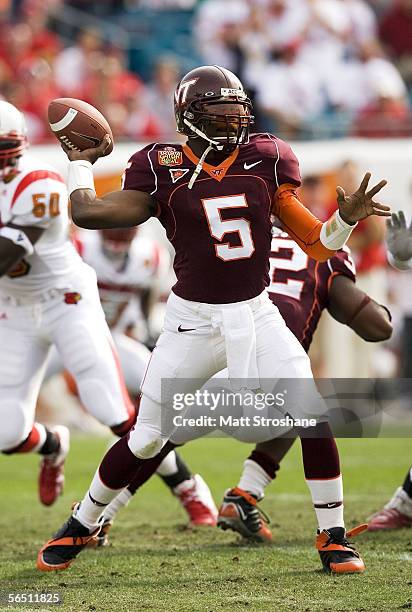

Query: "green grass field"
<box><xmin>1</xmin><ymin>435</ymin><xmax>411</xmax><ymax>612</ymax></box>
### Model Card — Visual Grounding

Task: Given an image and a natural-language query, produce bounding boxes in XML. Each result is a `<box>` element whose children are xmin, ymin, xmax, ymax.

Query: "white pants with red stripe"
<box><xmin>0</xmin><ymin>266</ymin><xmax>132</xmax><ymax>451</ymax></box>
<box><xmin>129</xmin><ymin>290</ymin><xmax>326</xmax><ymax>458</ymax></box>
<box><xmin>45</xmin><ymin>330</ymin><xmax>151</xmax><ymax>396</ymax></box>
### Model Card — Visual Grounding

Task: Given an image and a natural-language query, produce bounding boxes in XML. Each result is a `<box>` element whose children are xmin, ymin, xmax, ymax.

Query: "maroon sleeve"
<box><xmin>268</xmin><ymin>135</ymin><xmax>301</xmax><ymax>189</ymax></box>
<box><xmin>329</xmin><ymin>247</ymin><xmax>357</xmax><ymax>283</ymax></box>
<box><xmin>122</xmin><ymin>145</ymin><xmax>157</xmax><ymax>194</ymax></box>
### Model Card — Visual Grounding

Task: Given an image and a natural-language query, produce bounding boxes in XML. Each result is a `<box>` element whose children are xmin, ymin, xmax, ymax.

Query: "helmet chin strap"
<box><xmin>184</xmin><ymin>116</ymin><xmax>234</xmax><ymax>190</ymax></box>
<box><xmin>188</xmin><ymin>144</ymin><xmax>213</xmax><ymax>190</ymax></box>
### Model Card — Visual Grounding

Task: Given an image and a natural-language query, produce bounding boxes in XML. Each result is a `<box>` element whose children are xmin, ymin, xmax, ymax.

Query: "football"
<box><xmin>48</xmin><ymin>97</ymin><xmax>114</xmax><ymax>154</ymax></box>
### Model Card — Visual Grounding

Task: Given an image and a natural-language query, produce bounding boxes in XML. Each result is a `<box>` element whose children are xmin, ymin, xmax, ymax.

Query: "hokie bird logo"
<box><xmin>64</xmin><ymin>292</ymin><xmax>82</xmax><ymax>305</ymax></box>
<box><xmin>169</xmin><ymin>168</ymin><xmax>189</xmax><ymax>183</ymax></box>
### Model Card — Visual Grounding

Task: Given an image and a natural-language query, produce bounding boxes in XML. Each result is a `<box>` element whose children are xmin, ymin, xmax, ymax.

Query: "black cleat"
<box><xmin>316</xmin><ymin>524</ymin><xmax>367</xmax><ymax>574</ymax></box>
<box><xmin>217</xmin><ymin>487</ymin><xmax>272</xmax><ymax>542</ymax></box>
<box><xmin>37</xmin><ymin>510</ymin><xmax>100</xmax><ymax>571</ymax></box>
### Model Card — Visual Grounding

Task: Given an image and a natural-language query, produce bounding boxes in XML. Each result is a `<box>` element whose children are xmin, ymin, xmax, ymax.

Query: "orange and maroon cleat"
<box><xmin>316</xmin><ymin>524</ymin><xmax>367</xmax><ymax>574</ymax></box>
<box><xmin>217</xmin><ymin>487</ymin><xmax>272</xmax><ymax>542</ymax></box>
<box><xmin>37</xmin><ymin>510</ymin><xmax>100</xmax><ymax>571</ymax></box>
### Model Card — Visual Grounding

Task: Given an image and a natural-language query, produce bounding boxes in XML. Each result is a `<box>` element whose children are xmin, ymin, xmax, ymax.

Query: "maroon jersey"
<box><xmin>123</xmin><ymin>133</ymin><xmax>301</xmax><ymax>303</ymax></box>
<box><xmin>268</xmin><ymin>228</ymin><xmax>356</xmax><ymax>352</ymax></box>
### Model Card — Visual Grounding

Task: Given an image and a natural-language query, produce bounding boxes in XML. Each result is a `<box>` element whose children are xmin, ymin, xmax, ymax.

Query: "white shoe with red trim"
<box><xmin>174</xmin><ymin>474</ymin><xmax>218</xmax><ymax>526</ymax></box>
<box><xmin>368</xmin><ymin>487</ymin><xmax>412</xmax><ymax>531</ymax></box>
<box><xmin>39</xmin><ymin>426</ymin><xmax>70</xmax><ymax>506</ymax></box>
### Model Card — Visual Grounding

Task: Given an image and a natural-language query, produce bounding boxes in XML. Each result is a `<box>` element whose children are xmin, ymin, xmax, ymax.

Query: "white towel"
<box><xmin>220</xmin><ymin>304</ymin><xmax>260</xmax><ymax>391</ymax></box>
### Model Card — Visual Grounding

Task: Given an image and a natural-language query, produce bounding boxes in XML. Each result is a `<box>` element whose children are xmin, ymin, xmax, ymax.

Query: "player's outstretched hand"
<box><xmin>336</xmin><ymin>172</ymin><xmax>390</xmax><ymax>225</ymax></box>
<box><xmin>61</xmin><ymin>134</ymin><xmax>112</xmax><ymax>164</ymax></box>
<box><xmin>386</xmin><ymin>211</ymin><xmax>412</xmax><ymax>262</ymax></box>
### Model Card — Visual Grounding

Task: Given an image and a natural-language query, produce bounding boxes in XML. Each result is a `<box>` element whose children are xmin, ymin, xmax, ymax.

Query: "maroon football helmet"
<box><xmin>174</xmin><ymin>65</ymin><xmax>253</xmax><ymax>153</ymax></box>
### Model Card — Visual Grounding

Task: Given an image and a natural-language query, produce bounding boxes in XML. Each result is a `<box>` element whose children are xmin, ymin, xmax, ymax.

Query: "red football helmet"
<box><xmin>174</xmin><ymin>65</ymin><xmax>253</xmax><ymax>153</ymax></box>
<box><xmin>100</xmin><ymin>228</ymin><xmax>137</xmax><ymax>259</ymax></box>
<box><xmin>0</xmin><ymin>101</ymin><xmax>28</xmax><ymax>174</ymax></box>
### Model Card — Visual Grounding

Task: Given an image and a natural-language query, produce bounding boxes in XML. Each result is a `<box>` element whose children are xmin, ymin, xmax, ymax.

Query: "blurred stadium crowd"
<box><xmin>1</xmin><ymin>0</ymin><xmax>412</xmax><ymax>142</ymax></box>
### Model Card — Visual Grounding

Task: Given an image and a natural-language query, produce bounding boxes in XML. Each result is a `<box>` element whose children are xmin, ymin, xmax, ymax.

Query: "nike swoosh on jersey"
<box><xmin>244</xmin><ymin>160</ymin><xmax>262</xmax><ymax>170</ymax></box>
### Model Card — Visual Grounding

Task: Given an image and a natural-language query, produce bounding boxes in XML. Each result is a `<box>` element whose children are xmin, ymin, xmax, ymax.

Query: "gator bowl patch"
<box><xmin>158</xmin><ymin>148</ymin><xmax>182</xmax><ymax>166</ymax></box>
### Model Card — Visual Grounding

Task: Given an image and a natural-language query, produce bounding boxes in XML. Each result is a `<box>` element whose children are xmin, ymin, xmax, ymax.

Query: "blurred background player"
<box><xmin>368</xmin><ymin>210</ymin><xmax>412</xmax><ymax>530</ymax></box>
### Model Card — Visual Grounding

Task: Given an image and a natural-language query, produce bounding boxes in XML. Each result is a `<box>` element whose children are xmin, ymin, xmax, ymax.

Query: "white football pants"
<box><xmin>0</xmin><ymin>266</ymin><xmax>132</xmax><ymax>451</ymax></box>
<box><xmin>129</xmin><ymin>290</ymin><xmax>326</xmax><ymax>458</ymax></box>
<box><xmin>45</xmin><ymin>330</ymin><xmax>151</xmax><ymax>397</ymax></box>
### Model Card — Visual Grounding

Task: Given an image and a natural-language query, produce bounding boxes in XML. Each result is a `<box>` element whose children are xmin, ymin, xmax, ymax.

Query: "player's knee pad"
<box><xmin>127</xmin><ymin>425</ymin><xmax>164</xmax><ymax>459</ymax></box>
<box><xmin>0</xmin><ymin>400</ymin><xmax>29</xmax><ymax>451</ymax></box>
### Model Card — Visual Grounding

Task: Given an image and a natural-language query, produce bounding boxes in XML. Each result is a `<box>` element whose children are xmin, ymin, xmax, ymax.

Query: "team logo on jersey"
<box><xmin>169</xmin><ymin>168</ymin><xmax>189</xmax><ymax>183</ymax></box>
<box><xmin>64</xmin><ymin>292</ymin><xmax>82</xmax><ymax>305</ymax></box>
<box><xmin>211</xmin><ymin>168</ymin><xmax>224</xmax><ymax>177</ymax></box>
<box><xmin>158</xmin><ymin>147</ymin><xmax>182</xmax><ymax>166</ymax></box>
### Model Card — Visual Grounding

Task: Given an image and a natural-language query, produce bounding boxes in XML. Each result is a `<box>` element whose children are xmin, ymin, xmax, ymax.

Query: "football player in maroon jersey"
<box><xmin>217</xmin><ymin>227</ymin><xmax>393</xmax><ymax>543</ymax></box>
<box><xmin>37</xmin><ymin>65</ymin><xmax>390</xmax><ymax>574</ymax></box>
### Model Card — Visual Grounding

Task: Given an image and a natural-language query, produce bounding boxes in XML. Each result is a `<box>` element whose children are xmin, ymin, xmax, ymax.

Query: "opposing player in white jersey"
<box><xmin>0</xmin><ymin>101</ymin><xmax>137</xmax><ymax>506</ymax></box>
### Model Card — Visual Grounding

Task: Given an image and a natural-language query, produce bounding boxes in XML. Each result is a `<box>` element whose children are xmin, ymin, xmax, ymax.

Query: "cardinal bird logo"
<box><xmin>64</xmin><ymin>292</ymin><xmax>82</xmax><ymax>305</ymax></box>
<box><xmin>169</xmin><ymin>168</ymin><xmax>189</xmax><ymax>183</ymax></box>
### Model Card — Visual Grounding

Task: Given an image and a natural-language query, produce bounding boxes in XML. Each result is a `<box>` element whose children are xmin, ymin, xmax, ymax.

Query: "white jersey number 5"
<box><xmin>202</xmin><ymin>194</ymin><xmax>255</xmax><ymax>262</ymax></box>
